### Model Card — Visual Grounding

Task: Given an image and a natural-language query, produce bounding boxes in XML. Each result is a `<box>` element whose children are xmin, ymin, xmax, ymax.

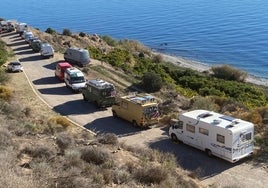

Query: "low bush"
<box><xmin>80</xmin><ymin>147</ymin><xmax>113</xmax><ymax>165</ymax></box>
<box><xmin>56</xmin><ymin>132</ymin><xmax>74</xmax><ymax>153</ymax></box>
<box><xmin>48</xmin><ymin>116</ymin><xmax>72</xmax><ymax>128</ymax></box>
<box><xmin>20</xmin><ymin>145</ymin><xmax>53</xmax><ymax>159</ymax></box>
<box><xmin>0</xmin><ymin>128</ymin><xmax>13</xmax><ymax>149</ymax></box>
<box><xmin>0</xmin><ymin>86</ymin><xmax>12</xmax><ymax>101</ymax></box>
<box><xmin>134</xmin><ymin>166</ymin><xmax>168</xmax><ymax>185</ymax></box>
<box><xmin>62</xmin><ymin>28</ymin><xmax>72</xmax><ymax>36</ymax></box>
<box><xmin>0</xmin><ymin>68</ymin><xmax>9</xmax><ymax>84</ymax></box>
<box><xmin>79</xmin><ymin>32</ymin><xmax>86</xmax><ymax>37</ymax></box>
<box><xmin>101</xmin><ymin>35</ymin><xmax>117</xmax><ymax>46</ymax></box>
<box><xmin>211</xmin><ymin>65</ymin><xmax>247</xmax><ymax>82</ymax></box>
<box><xmin>97</xmin><ymin>133</ymin><xmax>118</xmax><ymax>145</ymax></box>
<box><xmin>45</xmin><ymin>27</ymin><xmax>56</xmax><ymax>34</ymax></box>
<box><xmin>0</xmin><ymin>40</ymin><xmax>8</xmax><ymax>66</ymax></box>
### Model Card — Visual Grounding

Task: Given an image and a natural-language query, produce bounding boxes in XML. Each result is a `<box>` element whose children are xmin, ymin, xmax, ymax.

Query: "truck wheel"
<box><xmin>112</xmin><ymin>111</ymin><xmax>117</xmax><ymax>118</ymax></box>
<box><xmin>206</xmin><ymin>149</ymin><xmax>213</xmax><ymax>157</ymax></box>
<box><xmin>171</xmin><ymin>133</ymin><xmax>178</xmax><ymax>142</ymax></box>
<box><xmin>132</xmin><ymin>120</ymin><xmax>138</xmax><ymax>127</ymax></box>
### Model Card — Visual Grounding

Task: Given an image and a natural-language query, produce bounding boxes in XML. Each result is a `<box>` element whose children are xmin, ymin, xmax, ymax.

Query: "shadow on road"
<box><xmin>148</xmin><ymin>127</ymin><xmax>246</xmax><ymax>179</ymax></box>
<box><xmin>84</xmin><ymin>116</ymin><xmax>142</xmax><ymax>137</ymax></box>
<box><xmin>38</xmin><ymin>85</ymin><xmax>73</xmax><ymax>95</ymax></box>
<box><xmin>7</xmin><ymin>41</ymin><xmax>26</xmax><ymax>47</ymax></box>
<box><xmin>43</xmin><ymin>61</ymin><xmax>59</xmax><ymax>70</ymax></box>
<box><xmin>13</xmin><ymin>45</ymin><xmax>30</xmax><ymax>51</ymax></box>
<box><xmin>53</xmin><ymin>98</ymin><xmax>100</xmax><ymax>115</ymax></box>
<box><xmin>33</xmin><ymin>76</ymin><xmax>60</xmax><ymax>85</ymax></box>
<box><xmin>16</xmin><ymin>49</ymin><xmax>35</xmax><ymax>55</ymax></box>
<box><xmin>19</xmin><ymin>55</ymin><xmax>43</xmax><ymax>62</ymax></box>
<box><xmin>0</xmin><ymin>32</ymin><xmax>17</xmax><ymax>37</ymax></box>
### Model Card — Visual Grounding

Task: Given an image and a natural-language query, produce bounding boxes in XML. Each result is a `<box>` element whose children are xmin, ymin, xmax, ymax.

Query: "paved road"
<box><xmin>1</xmin><ymin>31</ymin><xmax>267</xmax><ymax>187</ymax></box>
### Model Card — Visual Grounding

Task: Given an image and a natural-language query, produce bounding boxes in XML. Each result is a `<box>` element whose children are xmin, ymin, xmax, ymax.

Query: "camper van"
<box><xmin>16</xmin><ymin>23</ymin><xmax>28</xmax><ymax>35</ymax></box>
<box><xmin>40</xmin><ymin>43</ymin><xmax>54</xmax><ymax>58</ymax></box>
<box><xmin>64</xmin><ymin>67</ymin><xmax>86</xmax><ymax>92</ymax></box>
<box><xmin>169</xmin><ymin>110</ymin><xmax>254</xmax><ymax>163</ymax></box>
<box><xmin>82</xmin><ymin>79</ymin><xmax>116</xmax><ymax>108</ymax></box>
<box><xmin>112</xmin><ymin>93</ymin><xmax>160</xmax><ymax>128</ymax></box>
<box><xmin>55</xmin><ymin>62</ymin><xmax>72</xmax><ymax>81</ymax></box>
<box><xmin>30</xmin><ymin>39</ymin><xmax>42</xmax><ymax>52</ymax></box>
<box><xmin>64</xmin><ymin>47</ymin><xmax>90</xmax><ymax>66</ymax></box>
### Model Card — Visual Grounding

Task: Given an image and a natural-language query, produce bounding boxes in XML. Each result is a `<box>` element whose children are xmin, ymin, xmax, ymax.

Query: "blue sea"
<box><xmin>1</xmin><ymin>0</ymin><xmax>268</xmax><ymax>80</ymax></box>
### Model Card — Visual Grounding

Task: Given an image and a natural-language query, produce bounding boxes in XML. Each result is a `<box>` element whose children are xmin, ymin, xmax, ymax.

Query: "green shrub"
<box><xmin>0</xmin><ymin>40</ymin><xmax>8</xmax><ymax>66</ymax></box>
<box><xmin>62</xmin><ymin>28</ymin><xmax>72</xmax><ymax>36</ymax></box>
<box><xmin>101</xmin><ymin>35</ymin><xmax>117</xmax><ymax>46</ymax></box>
<box><xmin>45</xmin><ymin>27</ymin><xmax>56</xmax><ymax>34</ymax></box>
<box><xmin>141</xmin><ymin>72</ymin><xmax>163</xmax><ymax>92</ymax></box>
<box><xmin>211</xmin><ymin>65</ymin><xmax>247</xmax><ymax>82</ymax></box>
<box><xmin>79</xmin><ymin>32</ymin><xmax>86</xmax><ymax>37</ymax></box>
<box><xmin>0</xmin><ymin>69</ymin><xmax>9</xmax><ymax>84</ymax></box>
<box><xmin>0</xmin><ymin>128</ymin><xmax>13</xmax><ymax>149</ymax></box>
<box><xmin>20</xmin><ymin>145</ymin><xmax>53</xmax><ymax>159</ymax></box>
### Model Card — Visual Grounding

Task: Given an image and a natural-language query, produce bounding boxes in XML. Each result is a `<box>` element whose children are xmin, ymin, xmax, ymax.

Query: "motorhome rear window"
<box><xmin>241</xmin><ymin>132</ymin><xmax>252</xmax><ymax>141</ymax></box>
<box><xmin>217</xmin><ymin>134</ymin><xmax>225</xmax><ymax>144</ymax></box>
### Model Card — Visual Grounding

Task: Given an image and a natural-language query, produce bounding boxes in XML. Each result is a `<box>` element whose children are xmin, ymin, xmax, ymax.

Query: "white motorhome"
<box><xmin>169</xmin><ymin>109</ymin><xmax>254</xmax><ymax>163</ymax></box>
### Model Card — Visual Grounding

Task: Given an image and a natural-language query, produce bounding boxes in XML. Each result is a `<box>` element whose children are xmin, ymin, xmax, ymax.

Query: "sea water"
<box><xmin>1</xmin><ymin>0</ymin><xmax>268</xmax><ymax>80</ymax></box>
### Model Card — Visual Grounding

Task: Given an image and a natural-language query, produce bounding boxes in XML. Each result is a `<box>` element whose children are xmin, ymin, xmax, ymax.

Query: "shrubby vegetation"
<box><xmin>87</xmin><ymin>39</ymin><xmax>268</xmax><ymax>109</ymax></box>
<box><xmin>62</xmin><ymin>28</ymin><xmax>72</xmax><ymax>36</ymax></box>
<box><xmin>0</xmin><ymin>40</ymin><xmax>8</xmax><ymax>66</ymax></box>
<box><xmin>45</xmin><ymin>27</ymin><xmax>56</xmax><ymax>34</ymax></box>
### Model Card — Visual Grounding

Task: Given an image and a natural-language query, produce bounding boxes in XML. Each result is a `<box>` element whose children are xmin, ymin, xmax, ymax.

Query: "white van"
<box><xmin>64</xmin><ymin>67</ymin><xmax>86</xmax><ymax>92</ymax></box>
<box><xmin>64</xmin><ymin>47</ymin><xmax>90</xmax><ymax>66</ymax></box>
<box><xmin>40</xmin><ymin>43</ymin><xmax>54</xmax><ymax>58</ymax></box>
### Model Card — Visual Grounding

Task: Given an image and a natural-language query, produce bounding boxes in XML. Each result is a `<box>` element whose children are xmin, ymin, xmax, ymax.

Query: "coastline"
<box><xmin>155</xmin><ymin>52</ymin><xmax>268</xmax><ymax>87</ymax></box>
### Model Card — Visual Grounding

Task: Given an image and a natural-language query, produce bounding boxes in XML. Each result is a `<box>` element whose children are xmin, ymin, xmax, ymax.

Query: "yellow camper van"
<box><xmin>112</xmin><ymin>93</ymin><xmax>160</xmax><ymax>128</ymax></box>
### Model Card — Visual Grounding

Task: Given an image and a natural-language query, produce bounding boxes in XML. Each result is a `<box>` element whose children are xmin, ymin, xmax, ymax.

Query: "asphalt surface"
<box><xmin>1</xmin><ymin>31</ymin><xmax>267</xmax><ymax>187</ymax></box>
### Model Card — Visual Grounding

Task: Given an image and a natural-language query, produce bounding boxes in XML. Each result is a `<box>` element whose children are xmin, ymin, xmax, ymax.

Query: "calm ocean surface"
<box><xmin>1</xmin><ymin>0</ymin><xmax>268</xmax><ymax>80</ymax></box>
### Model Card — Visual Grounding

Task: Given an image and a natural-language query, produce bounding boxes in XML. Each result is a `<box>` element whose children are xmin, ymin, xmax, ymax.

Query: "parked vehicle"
<box><xmin>64</xmin><ymin>67</ymin><xmax>86</xmax><ymax>92</ymax></box>
<box><xmin>40</xmin><ymin>43</ymin><xmax>54</xmax><ymax>58</ymax></box>
<box><xmin>169</xmin><ymin>109</ymin><xmax>254</xmax><ymax>163</ymax></box>
<box><xmin>112</xmin><ymin>93</ymin><xmax>160</xmax><ymax>127</ymax></box>
<box><xmin>64</xmin><ymin>47</ymin><xmax>90</xmax><ymax>66</ymax></box>
<box><xmin>22</xmin><ymin>31</ymin><xmax>33</xmax><ymax>39</ymax></box>
<box><xmin>16</xmin><ymin>23</ymin><xmax>28</xmax><ymax>35</ymax></box>
<box><xmin>55</xmin><ymin>62</ymin><xmax>72</xmax><ymax>81</ymax></box>
<box><xmin>30</xmin><ymin>39</ymin><xmax>42</xmax><ymax>52</ymax></box>
<box><xmin>27</xmin><ymin>36</ymin><xmax>39</xmax><ymax>45</ymax></box>
<box><xmin>25</xmin><ymin>32</ymin><xmax>35</xmax><ymax>43</ymax></box>
<box><xmin>7</xmin><ymin>61</ymin><xmax>23</xmax><ymax>72</ymax></box>
<box><xmin>82</xmin><ymin>79</ymin><xmax>116</xmax><ymax>108</ymax></box>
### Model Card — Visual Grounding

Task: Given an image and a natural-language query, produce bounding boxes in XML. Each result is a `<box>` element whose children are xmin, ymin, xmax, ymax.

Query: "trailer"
<box><xmin>169</xmin><ymin>109</ymin><xmax>254</xmax><ymax>163</ymax></box>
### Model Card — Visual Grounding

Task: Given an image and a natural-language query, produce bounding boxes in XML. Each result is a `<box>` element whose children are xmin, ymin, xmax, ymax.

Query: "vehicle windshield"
<box><xmin>143</xmin><ymin>105</ymin><xmax>159</xmax><ymax>118</ymax></box>
<box><xmin>70</xmin><ymin>76</ymin><xmax>85</xmax><ymax>83</ymax></box>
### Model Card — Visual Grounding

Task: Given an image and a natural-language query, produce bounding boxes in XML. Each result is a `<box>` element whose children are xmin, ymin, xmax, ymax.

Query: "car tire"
<box><xmin>112</xmin><ymin>110</ymin><xmax>117</xmax><ymax>118</ymax></box>
<box><xmin>171</xmin><ymin>133</ymin><xmax>178</xmax><ymax>142</ymax></box>
<box><xmin>132</xmin><ymin>120</ymin><xmax>138</xmax><ymax>128</ymax></box>
<box><xmin>206</xmin><ymin>149</ymin><xmax>213</xmax><ymax>157</ymax></box>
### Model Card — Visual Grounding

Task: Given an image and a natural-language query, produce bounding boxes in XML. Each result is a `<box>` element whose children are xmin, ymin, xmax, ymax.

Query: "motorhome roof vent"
<box><xmin>212</xmin><ymin>119</ymin><xmax>221</xmax><ymax>125</ymax></box>
<box><xmin>198</xmin><ymin>112</ymin><xmax>212</xmax><ymax>118</ymax></box>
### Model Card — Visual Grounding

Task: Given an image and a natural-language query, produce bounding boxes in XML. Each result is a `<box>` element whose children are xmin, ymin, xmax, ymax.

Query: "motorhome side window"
<box><xmin>186</xmin><ymin>124</ymin><xmax>195</xmax><ymax>133</ymax></box>
<box><xmin>217</xmin><ymin>134</ymin><xmax>225</xmax><ymax>144</ymax></box>
<box><xmin>199</xmin><ymin>127</ymin><xmax>209</xmax><ymax>136</ymax></box>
